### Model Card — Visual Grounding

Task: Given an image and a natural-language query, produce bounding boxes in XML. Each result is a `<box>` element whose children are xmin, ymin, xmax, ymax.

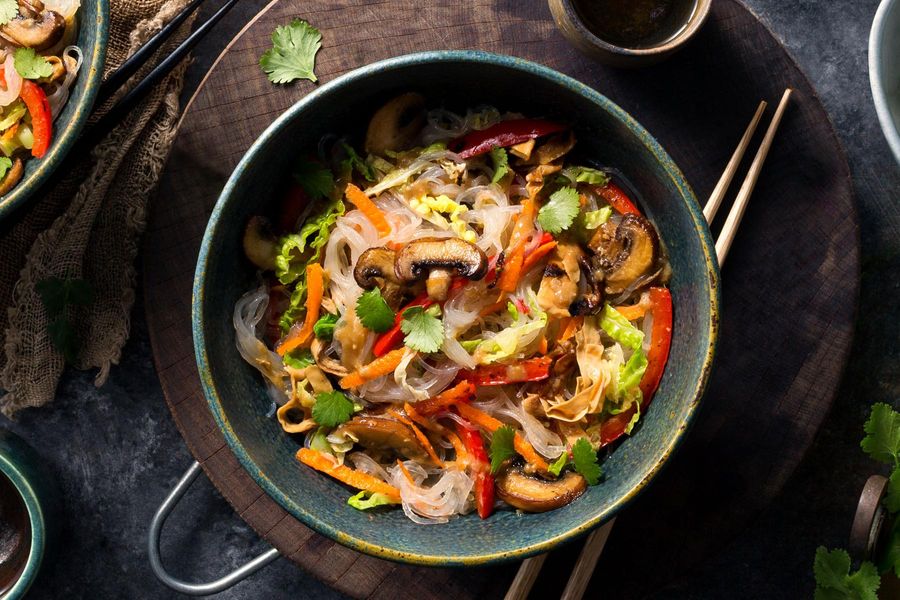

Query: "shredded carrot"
<box><xmin>297</xmin><ymin>448</ymin><xmax>401</xmax><ymax>501</ymax></box>
<box><xmin>396</xmin><ymin>459</ymin><xmax>415</xmax><ymax>486</ymax></box>
<box><xmin>521</xmin><ymin>241</ymin><xmax>558</xmax><ymax>274</ymax></box>
<box><xmin>559</xmin><ymin>316</ymin><xmax>583</xmax><ymax>342</ymax></box>
<box><xmin>339</xmin><ymin>348</ymin><xmax>407</xmax><ymax>389</ymax></box>
<box><xmin>345</xmin><ymin>183</ymin><xmax>391</xmax><ymax>237</ymax></box>
<box><xmin>412</xmin><ymin>381</ymin><xmax>476</xmax><ymax>416</ymax></box>
<box><xmin>538</xmin><ymin>332</ymin><xmax>548</xmax><ymax>354</ymax></box>
<box><xmin>455</xmin><ymin>403</ymin><xmax>549</xmax><ymax>472</ymax></box>
<box><xmin>615</xmin><ymin>303</ymin><xmax>648</xmax><ymax>321</ymax></box>
<box><xmin>498</xmin><ymin>199</ymin><xmax>536</xmax><ymax>292</ymax></box>
<box><xmin>1</xmin><ymin>122</ymin><xmax>18</xmax><ymax>142</ymax></box>
<box><xmin>390</xmin><ymin>408</ymin><xmax>443</xmax><ymax>467</ymax></box>
<box><xmin>276</xmin><ymin>263</ymin><xmax>324</xmax><ymax>355</ymax></box>
<box><xmin>445</xmin><ymin>429</ymin><xmax>468</xmax><ymax>468</ymax></box>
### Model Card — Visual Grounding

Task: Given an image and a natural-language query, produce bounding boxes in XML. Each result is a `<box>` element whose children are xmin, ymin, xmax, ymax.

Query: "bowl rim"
<box><xmin>0</xmin><ymin>450</ymin><xmax>46</xmax><ymax>599</ymax></box>
<box><xmin>552</xmin><ymin>0</ymin><xmax>713</xmax><ymax>57</ymax></box>
<box><xmin>193</xmin><ymin>50</ymin><xmax>720</xmax><ymax>566</ymax></box>
<box><xmin>870</xmin><ymin>0</ymin><xmax>900</xmax><ymax>165</ymax></box>
<box><xmin>0</xmin><ymin>0</ymin><xmax>111</xmax><ymax>220</ymax></box>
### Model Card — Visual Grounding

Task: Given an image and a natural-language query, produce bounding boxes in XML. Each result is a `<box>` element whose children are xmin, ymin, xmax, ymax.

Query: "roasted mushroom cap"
<box><xmin>242</xmin><ymin>216</ymin><xmax>278</xmax><ymax>271</ymax></box>
<box><xmin>589</xmin><ymin>213</ymin><xmax>659</xmax><ymax>295</ymax></box>
<box><xmin>0</xmin><ymin>158</ymin><xmax>23</xmax><ymax>196</ymax></box>
<box><xmin>364</xmin><ymin>93</ymin><xmax>426</xmax><ymax>155</ymax></box>
<box><xmin>496</xmin><ymin>466</ymin><xmax>587</xmax><ymax>512</ymax></box>
<box><xmin>1</xmin><ymin>5</ymin><xmax>65</xmax><ymax>51</ymax></box>
<box><xmin>394</xmin><ymin>237</ymin><xmax>488</xmax><ymax>301</ymax></box>
<box><xmin>334</xmin><ymin>415</ymin><xmax>435</xmax><ymax>465</ymax></box>
<box><xmin>354</xmin><ymin>247</ymin><xmax>406</xmax><ymax>307</ymax></box>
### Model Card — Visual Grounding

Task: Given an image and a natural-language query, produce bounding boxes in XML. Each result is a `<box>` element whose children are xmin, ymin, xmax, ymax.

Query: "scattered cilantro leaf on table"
<box><xmin>861</xmin><ymin>402</ymin><xmax>900</xmax><ymax>467</ymax></box>
<box><xmin>356</xmin><ymin>288</ymin><xmax>395</xmax><ymax>333</ymax></box>
<box><xmin>537</xmin><ymin>186</ymin><xmax>580</xmax><ymax>234</ymax></box>
<box><xmin>260</xmin><ymin>19</ymin><xmax>322</xmax><ymax>84</ymax></box>
<box><xmin>400</xmin><ymin>305</ymin><xmax>443</xmax><ymax>353</ymax></box>
<box><xmin>14</xmin><ymin>48</ymin><xmax>54</xmax><ymax>80</ymax></box>
<box><xmin>813</xmin><ymin>547</ymin><xmax>880</xmax><ymax>600</ymax></box>
<box><xmin>571</xmin><ymin>438</ymin><xmax>602</xmax><ymax>485</ymax></box>
<box><xmin>489</xmin><ymin>425</ymin><xmax>516</xmax><ymax>474</ymax></box>
<box><xmin>490</xmin><ymin>147</ymin><xmax>509</xmax><ymax>184</ymax></box>
<box><xmin>879</xmin><ymin>519</ymin><xmax>900</xmax><ymax>577</ymax></box>
<box><xmin>0</xmin><ymin>0</ymin><xmax>17</xmax><ymax>26</ymax></box>
<box><xmin>36</xmin><ymin>277</ymin><xmax>94</xmax><ymax>363</ymax></box>
<box><xmin>312</xmin><ymin>390</ymin><xmax>354</xmax><ymax>427</ymax></box>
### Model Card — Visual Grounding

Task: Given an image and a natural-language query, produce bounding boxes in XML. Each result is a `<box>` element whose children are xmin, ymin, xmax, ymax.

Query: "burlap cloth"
<box><xmin>0</xmin><ymin>0</ymin><xmax>195</xmax><ymax>416</ymax></box>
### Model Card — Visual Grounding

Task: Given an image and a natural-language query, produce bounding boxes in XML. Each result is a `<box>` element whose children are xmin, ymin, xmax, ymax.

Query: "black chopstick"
<box><xmin>94</xmin><ymin>0</ymin><xmax>210</xmax><ymax>108</ymax></box>
<box><xmin>75</xmin><ymin>0</ymin><xmax>241</xmax><ymax>153</ymax></box>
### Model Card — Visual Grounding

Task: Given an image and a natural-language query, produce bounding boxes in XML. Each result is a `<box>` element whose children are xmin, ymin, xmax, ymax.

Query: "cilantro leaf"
<box><xmin>0</xmin><ymin>0</ymin><xmax>17</xmax><ymax>26</ymax></box>
<box><xmin>0</xmin><ymin>156</ymin><xmax>11</xmax><ymax>180</ymax></box>
<box><xmin>311</xmin><ymin>391</ymin><xmax>354</xmax><ymax>427</ymax></box>
<box><xmin>14</xmin><ymin>48</ymin><xmax>54</xmax><ymax>80</ymax></box>
<box><xmin>563</xmin><ymin>166</ymin><xmax>609</xmax><ymax>186</ymax></box>
<box><xmin>861</xmin><ymin>403</ymin><xmax>900</xmax><ymax>466</ymax></box>
<box><xmin>400</xmin><ymin>306</ymin><xmax>444</xmax><ymax>353</ymax></box>
<box><xmin>259</xmin><ymin>19</ymin><xmax>322</xmax><ymax>84</ymax></box>
<box><xmin>340</xmin><ymin>142</ymin><xmax>375</xmax><ymax>182</ymax></box>
<box><xmin>548</xmin><ymin>452</ymin><xmax>568</xmax><ymax>476</ymax></box>
<box><xmin>48</xmin><ymin>315</ymin><xmax>78</xmax><ymax>363</ymax></box>
<box><xmin>36</xmin><ymin>278</ymin><xmax>94</xmax><ymax>364</ymax></box>
<box><xmin>356</xmin><ymin>288</ymin><xmax>395</xmax><ymax>333</ymax></box>
<box><xmin>490</xmin><ymin>147</ymin><xmax>509</xmax><ymax>184</ymax></box>
<box><xmin>313</xmin><ymin>313</ymin><xmax>339</xmax><ymax>340</ymax></box>
<box><xmin>887</xmin><ymin>469</ymin><xmax>900</xmax><ymax>513</ymax></box>
<box><xmin>36</xmin><ymin>277</ymin><xmax>68</xmax><ymax>316</ymax></box>
<box><xmin>489</xmin><ymin>425</ymin><xmax>516</xmax><ymax>473</ymax></box>
<box><xmin>537</xmin><ymin>186</ymin><xmax>580</xmax><ymax>234</ymax></box>
<box><xmin>813</xmin><ymin>547</ymin><xmax>880</xmax><ymax>600</ymax></box>
<box><xmin>293</xmin><ymin>158</ymin><xmax>335</xmax><ymax>199</ymax></box>
<box><xmin>572</xmin><ymin>438</ymin><xmax>602</xmax><ymax>485</ymax></box>
<box><xmin>879</xmin><ymin>518</ymin><xmax>900</xmax><ymax>576</ymax></box>
<box><xmin>347</xmin><ymin>490</ymin><xmax>396</xmax><ymax>510</ymax></box>
<box><xmin>283</xmin><ymin>349</ymin><xmax>314</xmax><ymax>369</ymax></box>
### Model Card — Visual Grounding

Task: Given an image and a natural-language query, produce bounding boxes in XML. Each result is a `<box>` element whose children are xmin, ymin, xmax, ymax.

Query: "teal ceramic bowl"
<box><xmin>0</xmin><ymin>1</ymin><xmax>109</xmax><ymax>220</ymax></box>
<box><xmin>0</xmin><ymin>430</ymin><xmax>60</xmax><ymax>599</ymax></box>
<box><xmin>194</xmin><ymin>51</ymin><xmax>719</xmax><ymax>566</ymax></box>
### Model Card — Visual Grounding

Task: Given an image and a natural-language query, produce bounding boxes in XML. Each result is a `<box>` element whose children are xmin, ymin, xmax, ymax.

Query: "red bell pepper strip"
<box><xmin>596</xmin><ymin>182</ymin><xmax>640</xmax><ymax>216</ymax></box>
<box><xmin>20</xmin><ymin>81</ymin><xmax>51</xmax><ymax>159</ymax></box>
<box><xmin>457</xmin><ymin>422</ymin><xmax>494</xmax><ymax>519</ymax></box>
<box><xmin>453</xmin><ymin>119</ymin><xmax>567</xmax><ymax>159</ymax></box>
<box><xmin>599</xmin><ymin>287</ymin><xmax>673</xmax><ymax>448</ymax></box>
<box><xmin>371</xmin><ymin>277</ymin><xmax>469</xmax><ymax>357</ymax></box>
<box><xmin>460</xmin><ymin>357</ymin><xmax>553</xmax><ymax>387</ymax></box>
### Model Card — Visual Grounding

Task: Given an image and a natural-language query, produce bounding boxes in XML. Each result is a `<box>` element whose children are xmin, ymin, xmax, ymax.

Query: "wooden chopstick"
<box><xmin>715</xmin><ymin>88</ymin><xmax>793</xmax><ymax>265</ymax></box>
<box><xmin>504</xmin><ymin>88</ymin><xmax>793</xmax><ymax>600</ymax></box>
<box><xmin>95</xmin><ymin>0</ymin><xmax>210</xmax><ymax>108</ymax></box>
<box><xmin>704</xmin><ymin>100</ymin><xmax>767</xmax><ymax>223</ymax></box>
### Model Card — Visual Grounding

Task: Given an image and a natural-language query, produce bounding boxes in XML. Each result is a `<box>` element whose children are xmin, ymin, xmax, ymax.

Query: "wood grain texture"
<box><xmin>143</xmin><ymin>0</ymin><xmax>858</xmax><ymax>597</ymax></box>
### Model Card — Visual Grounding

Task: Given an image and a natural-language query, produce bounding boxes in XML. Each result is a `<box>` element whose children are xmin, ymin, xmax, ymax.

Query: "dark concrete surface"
<box><xmin>2</xmin><ymin>0</ymin><xmax>898</xmax><ymax>598</ymax></box>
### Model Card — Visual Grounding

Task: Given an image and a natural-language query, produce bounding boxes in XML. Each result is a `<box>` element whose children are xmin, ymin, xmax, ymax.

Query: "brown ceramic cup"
<box><xmin>548</xmin><ymin>0</ymin><xmax>713</xmax><ymax>68</ymax></box>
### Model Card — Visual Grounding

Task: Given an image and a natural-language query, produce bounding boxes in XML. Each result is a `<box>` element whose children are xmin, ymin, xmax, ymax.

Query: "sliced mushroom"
<box><xmin>589</xmin><ymin>213</ymin><xmax>659</xmax><ymax>295</ymax></box>
<box><xmin>364</xmin><ymin>93</ymin><xmax>426</xmax><ymax>155</ymax></box>
<box><xmin>242</xmin><ymin>216</ymin><xmax>278</xmax><ymax>271</ymax></box>
<box><xmin>569</xmin><ymin>254</ymin><xmax>605</xmax><ymax>316</ymax></box>
<box><xmin>334</xmin><ymin>415</ymin><xmax>435</xmax><ymax>465</ymax></box>
<box><xmin>394</xmin><ymin>237</ymin><xmax>488</xmax><ymax>301</ymax></box>
<box><xmin>496</xmin><ymin>465</ymin><xmax>587</xmax><ymax>512</ymax></box>
<box><xmin>311</xmin><ymin>338</ymin><xmax>349</xmax><ymax>378</ymax></box>
<box><xmin>0</xmin><ymin>158</ymin><xmax>23</xmax><ymax>196</ymax></box>
<box><xmin>353</xmin><ymin>247</ymin><xmax>404</xmax><ymax>307</ymax></box>
<box><xmin>1</xmin><ymin>5</ymin><xmax>65</xmax><ymax>51</ymax></box>
<box><xmin>528</xmin><ymin>131</ymin><xmax>576</xmax><ymax>165</ymax></box>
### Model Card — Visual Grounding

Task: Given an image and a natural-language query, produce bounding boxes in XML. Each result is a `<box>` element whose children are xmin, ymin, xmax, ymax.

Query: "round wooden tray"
<box><xmin>144</xmin><ymin>0</ymin><xmax>859</xmax><ymax>597</ymax></box>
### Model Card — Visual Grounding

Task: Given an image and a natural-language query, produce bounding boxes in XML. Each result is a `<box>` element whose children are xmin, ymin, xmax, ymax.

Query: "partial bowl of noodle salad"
<box><xmin>194</xmin><ymin>51</ymin><xmax>719</xmax><ymax>565</ymax></box>
<box><xmin>0</xmin><ymin>0</ymin><xmax>108</xmax><ymax>219</ymax></box>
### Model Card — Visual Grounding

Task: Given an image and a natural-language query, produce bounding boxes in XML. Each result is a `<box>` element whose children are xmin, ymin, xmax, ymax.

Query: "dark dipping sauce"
<box><xmin>0</xmin><ymin>472</ymin><xmax>30</xmax><ymax>596</ymax></box>
<box><xmin>574</xmin><ymin>0</ymin><xmax>698</xmax><ymax>49</ymax></box>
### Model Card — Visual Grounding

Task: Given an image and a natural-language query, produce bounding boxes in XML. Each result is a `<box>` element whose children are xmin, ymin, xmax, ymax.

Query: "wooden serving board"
<box><xmin>144</xmin><ymin>0</ymin><xmax>859</xmax><ymax>597</ymax></box>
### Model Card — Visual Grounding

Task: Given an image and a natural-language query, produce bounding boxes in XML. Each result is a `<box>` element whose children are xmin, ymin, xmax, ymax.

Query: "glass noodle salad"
<box><xmin>236</xmin><ymin>93</ymin><xmax>674</xmax><ymax>522</ymax></box>
<box><xmin>0</xmin><ymin>0</ymin><xmax>82</xmax><ymax>195</ymax></box>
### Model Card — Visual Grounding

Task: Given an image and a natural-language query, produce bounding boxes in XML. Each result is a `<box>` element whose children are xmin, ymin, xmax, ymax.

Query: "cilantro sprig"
<box><xmin>311</xmin><ymin>390</ymin><xmax>354</xmax><ymax>427</ymax></box>
<box><xmin>545</xmin><ymin>438</ymin><xmax>602</xmax><ymax>484</ymax></box>
<box><xmin>260</xmin><ymin>19</ymin><xmax>322</xmax><ymax>84</ymax></box>
<box><xmin>36</xmin><ymin>277</ymin><xmax>94</xmax><ymax>363</ymax></box>
<box><xmin>490</xmin><ymin>147</ymin><xmax>509</xmax><ymax>184</ymax></box>
<box><xmin>813</xmin><ymin>547</ymin><xmax>880</xmax><ymax>600</ymax></box>
<box><xmin>356</xmin><ymin>288</ymin><xmax>395</xmax><ymax>333</ymax></box>
<box><xmin>537</xmin><ymin>186</ymin><xmax>580</xmax><ymax>234</ymax></box>
<box><xmin>489</xmin><ymin>425</ymin><xmax>516</xmax><ymax>473</ymax></box>
<box><xmin>0</xmin><ymin>0</ymin><xmax>17</xmax><ymax>26</ymax></box>
<box><xmin>313</xmin><ymin>313</ymin><xmax>339</xmax><ymax>340</ymax></box>
<box><xmin>400</xmin><ymin>305</ymin><xmax>444</xmax><ymax>353</ymax></box>
<box><xmin>14</xmin><ymin>48</ymin><xmax>53</xmax><ymax>80</ymax></box>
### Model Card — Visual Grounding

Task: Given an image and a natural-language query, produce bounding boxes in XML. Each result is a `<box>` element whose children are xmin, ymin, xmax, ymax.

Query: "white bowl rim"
<box><xmin>870</xmin><ymin>0</ymin><xmax>900</xmax><ymax>165</ymax></box>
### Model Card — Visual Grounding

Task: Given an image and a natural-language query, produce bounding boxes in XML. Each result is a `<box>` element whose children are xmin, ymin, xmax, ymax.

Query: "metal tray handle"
<box><xmin>148</xmin><ymin>461</ymin><xmax>280</xmax><ymax>595</ymax></box>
